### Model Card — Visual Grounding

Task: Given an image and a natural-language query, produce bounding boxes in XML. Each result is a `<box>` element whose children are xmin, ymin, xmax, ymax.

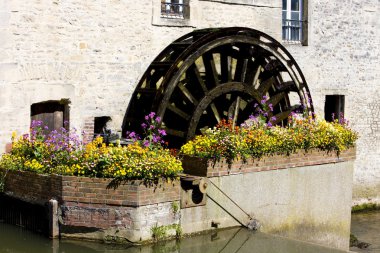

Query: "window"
<box><xmin>161</xmin><ymin>0</ymin><xmax>189</xmax><ymax>19</ymax></box>
<box><xmin>282</xmin><ymin>0</ymin><xmax>308</xmax><ymax>44</ymax></box>
<box><xmin>324</xmin><ymin>95</ymin><xmax>345</xmax><ymax>122</ymax></box>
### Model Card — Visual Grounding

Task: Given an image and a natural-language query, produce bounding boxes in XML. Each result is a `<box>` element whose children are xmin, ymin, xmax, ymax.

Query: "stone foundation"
<box><xmin>3</xmin><ymin>148</ymin><xmax>355</xmax><ymax>250</ymax></box>
<box><xmin>4</xmin><ymin>172</ymin><xmax>180</xmax><ymax>242</ymax></box>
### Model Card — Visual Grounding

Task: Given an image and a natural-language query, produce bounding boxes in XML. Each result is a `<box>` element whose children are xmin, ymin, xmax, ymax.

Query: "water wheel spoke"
<box><xmin>234</xmin><ymin>55</ymin><xmax>248</xmax><ymax>82</ymax></box>
<box><xmin>167</xmin><ymin>103</ymin><xmax>191</xmax><ymax>121</ymax></box>
<box><xmin>210</xmin><ymin>103</ymin><xmax>221</xmax><ymax>123</ymax></box>
<box><xmin>244</xmin><ymin>60</ymin><xmax>258</xmax><ymax>86</ymax></box>
<box><xmin>178</xmin><ymin>82</ymin><xmax>199</xmax><ymax>106</ymax></box>
<box><xmin>272</xmin><ymin>105</ymin><xmax>300</xmax><ymax>124</ymax></box>
<box><xmin>275</xmin><ymin>81</ymin><xmax>298</xmax><ymax>92</ymax></box>
<box><xmin>203</xmin><ymin>53</ymin><xmax>220</xmax><ymax>88</ymax></box>
<box><xmin>268</xmin><ymin>92</ymin><xmax>285</xmax><ymax>108</ymax></box>
<box><xmin>221</xmin><ymin>53</ymin><xmax>232</xmax><ymax>83</ymax></box>
<box><xmin>190</xmin><ymin>64</ymin><xmax>208</xmax><ymax>94</ymax></box>
<box><xmin>258</xmin><ymin>76</ymin><xmax>275</xmax><ymax>97</ymax></box>
<box><xmin>164</xmin><ymin>127</ymin><xmax>186</xmax><ymax>138</ymax></box>
<box><xmin>232</xmin><ymin>96</ymin><xmax>241</xmax><ymax>128</ymax></box>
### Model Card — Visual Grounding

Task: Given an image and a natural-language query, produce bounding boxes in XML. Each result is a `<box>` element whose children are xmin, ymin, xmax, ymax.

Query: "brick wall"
<box><xmin>4</xmin><ymin>171</ymin><xmax>180</xmax><ymax>242</ymax></box>
<box><xmin>182</xmin><ymin>148</ymin><xmax>356</xmax><ymax>177</ymax></box>
<box><xmin>5</xmin><ymin>171</ymin><xmax>62</xmax><ymax>204</ymax></box>
<box><xmin>60</xmin><ymin>176</ymin><xmax>180</xmax><ymax>207</ymax></box>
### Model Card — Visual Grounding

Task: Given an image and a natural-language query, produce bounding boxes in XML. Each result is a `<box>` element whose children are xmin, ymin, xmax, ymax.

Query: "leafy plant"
<box><xmin>127</xmin><ymin>112</ymin><xmax>167</xmax><ymax>149</ymax></box>
<box><xmin>151</xmin><ymin>223</ymin><xmax>182</xmax><ymax>241</ymax></box>
<box><xmin>0</xmin><ymin>118</ymin><xmax>183</xmax><ymax>182</ymax></box>
<box><xmin>171</xmin><ymin>201</ymin><xmax>180</xmax><ymax>214</ymax></box>
<box><xmin>181</xmin><ymin>113</ymin><xmax>358</xmax><ymax>165</ymax></box>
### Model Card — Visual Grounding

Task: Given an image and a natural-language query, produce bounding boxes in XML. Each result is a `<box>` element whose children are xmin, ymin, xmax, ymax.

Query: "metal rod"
<box><xmin>207</xmin><ymin>179</ymin><xmax>253</xmax><ymax>219</ymax></box>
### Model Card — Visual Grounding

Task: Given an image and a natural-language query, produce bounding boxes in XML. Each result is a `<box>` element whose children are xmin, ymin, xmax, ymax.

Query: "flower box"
<box><xmin>181</xmin><ymin>148</ymin><xmax>356</xmax><ymax>178</ymax></box>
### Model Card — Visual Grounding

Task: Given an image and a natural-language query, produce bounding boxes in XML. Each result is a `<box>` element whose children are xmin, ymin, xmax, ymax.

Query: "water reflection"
<box><xmin>0</xmin><ymin>223</ymin><xmax>347</xmax><ymax>253</ymax></box>
<box><xmin>350</xmin><ymin>211</ymin><xmax>380</xmax><ymax>253</ymax></box>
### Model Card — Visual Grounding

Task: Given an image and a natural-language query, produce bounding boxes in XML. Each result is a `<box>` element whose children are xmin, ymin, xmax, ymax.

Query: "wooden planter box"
<box><xmin>181</xmin><ymin>148</ymin><xmax>356</xmax><ymax>177</ymax></box>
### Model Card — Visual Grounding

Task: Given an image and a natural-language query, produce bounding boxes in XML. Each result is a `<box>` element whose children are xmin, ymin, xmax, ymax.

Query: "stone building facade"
<box><xmin>0</xmin><ymin>0</ymin><xmax>378</xmax><ymax>203</ymax></box>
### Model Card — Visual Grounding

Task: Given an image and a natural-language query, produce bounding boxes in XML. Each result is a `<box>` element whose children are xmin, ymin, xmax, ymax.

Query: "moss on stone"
<box><xmin>352</xmin><ymin>203</ymin><xmax>380</xmax><ymax>213</ymax></box>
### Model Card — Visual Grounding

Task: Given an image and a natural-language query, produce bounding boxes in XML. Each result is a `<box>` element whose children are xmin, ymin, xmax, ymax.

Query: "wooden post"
<box><xmin>49</xmin><ymin>199</ymin><xmax>59</xmax><ymax>238</ymax></box>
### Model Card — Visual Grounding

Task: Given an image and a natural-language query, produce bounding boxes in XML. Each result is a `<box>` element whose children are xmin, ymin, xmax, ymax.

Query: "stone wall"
<box><xmin>283</xmin><ymin>0</ymin><xmax>379</xmax><ymax>204</ymax></box>
<box><xmin>4</xmin><ymin>171</ymin><xmax>181</xmax><ymax>242</ymax></box>
<box><xmin>181</xmin><ymin>151</ymin><xmax>355</xmax><ymax>251</ymax></box>
<box><xmin>0</xmin><ymin>0</ymin><xmax>281</xmax><ymax>150</ymax></box>
<box><xmin>0</xmin><ymin>0</ymin><xmax>378</xmax><ymax>203</ymax></box>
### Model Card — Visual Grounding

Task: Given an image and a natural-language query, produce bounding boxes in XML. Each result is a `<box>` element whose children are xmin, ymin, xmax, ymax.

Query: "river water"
<box><xmin>350</xmin><ymin>211</ymin><xmax>380</xmax><ymax>253</ymax></box>
<box><xmin>0</xmin><ymin>211</ymin><xmax>379</xmax><ymax>253</ymax></box>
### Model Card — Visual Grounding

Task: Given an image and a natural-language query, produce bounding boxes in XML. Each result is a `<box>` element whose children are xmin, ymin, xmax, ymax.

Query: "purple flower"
<box><xmin>144</xmin><ymin>115</ymin><xmax>149</xmax><ymax>120</ymax></box>
<box><xmin>158</xmin><ymin>129</ymin><xmax>167</xmax><ymax>136</ymax></box>
<box><xmin>31</xmin><ymin>120</ymin><xmax>43</xmax><ymax>128</ymax></box>
<box><xmin>152</xmin><ymin>135</ymin><xmax>161</xmax><ymax>143</ymax></box>
<box><xmin>128</xmin><ymin>131</ymin><xmax>137</xmax><ymax>139</ymax></box>
<box><xmin>267</xmin><ymin>122</ymin><xmax>273</xmax><ymax>127</ymax></box>
<box><xmin>155</xmin><ymin>116</ymin><xmax>161</xmax><ymax>123</ymax></box>
<box><xmin>268</xmin><ymin>103</ymin><xmax>273</xmax><ymax>111</ymax></box>
<box><xmin>149</xmin><ymin>112</ymin><xmax>156</xmax><ymax>119</ymax></box>
<box><xmin>141</xmin><ymin>123</ymin><xmax>147</xmax><ymax>129</ymax></box>
<box><xmin>253</xmin><ymin>103</ymin><xmax>258</xmax><ymax>108</ymax></box>
<box><xmin>270</xmin><ymin>116</ymin><xmax>277</xmax><ymax>122</ymax></box>
<box><xmin>143</xmin><ymin>140</ymin><xmax>150</xmax><ymax>147</ymax></box>
<box><xmin>149</xmin><ymin>125</ymin><xmax>155</xmax><ymax>130</ymax></box>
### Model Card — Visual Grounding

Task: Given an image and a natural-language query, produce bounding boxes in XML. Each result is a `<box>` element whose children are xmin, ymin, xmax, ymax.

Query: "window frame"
<box><xmin>152</xmin><ymin>0</ymin><xmax>195</xmax><ymax>27</ymax></box>
<box><xmin>161</xmin><ymin>0</ymin><xmax>188</xmax><ymax>19</ymax></box>
<box><xmin>282</xmin><ymin>0</ymin><xmax>308</xmax><ymax>45</ymax></box>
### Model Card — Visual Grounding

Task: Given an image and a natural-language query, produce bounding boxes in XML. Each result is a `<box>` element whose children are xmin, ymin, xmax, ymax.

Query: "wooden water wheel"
<box><xmin>122</xmin><ymin>27</ymin><xmax>313</xmax><ymax>147</ymax></box>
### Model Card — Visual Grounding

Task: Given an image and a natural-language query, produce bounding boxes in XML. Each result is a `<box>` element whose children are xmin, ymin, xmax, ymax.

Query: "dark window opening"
<box><xmin>161</xmin><ymin>0</ymin><xmax>190</xmax><ymax>19</ymax></box>
<box><xmin>94</xmin><ymin>116</ymin><xmax>119</xmax><ymax>144</ymax></box>
<box><xmin>324</xmin><ymin>95</ymin><xmax>345</xmax><ymax>122</ymax></box>
<box><xmin>94</xmin><ymin>116</ymin><xmax>112</xmax><ymax>138</ymax></box>
<box><xmin>31</xmin><ymin>100</ymin><xmax>70</xmax><ymax>133</ymax></box>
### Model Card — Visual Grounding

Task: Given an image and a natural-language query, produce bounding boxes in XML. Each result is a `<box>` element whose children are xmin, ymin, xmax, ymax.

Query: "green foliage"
<box><xmin>151</xmin><ymin>223</ymin><xmax>182</xmax><ymax>241</ymax></box>
<box><xmin>171</xmin><ymin>201</ymin><xmax>180</xmax><ymax>214</ymax></box>
<box><xmin>352</xmin><ymin>203</ymin><xmax>380</xmax><ymax>213</ymax></box>
<box><xmin>0</xmin><ymin>121</ymin><xmax>183</xmax><ymax>182</ymax></box>
<box><xmin>180</xmin><ymin>115</ymin><xmax>358</xmax><ymax>165</ymax></box>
